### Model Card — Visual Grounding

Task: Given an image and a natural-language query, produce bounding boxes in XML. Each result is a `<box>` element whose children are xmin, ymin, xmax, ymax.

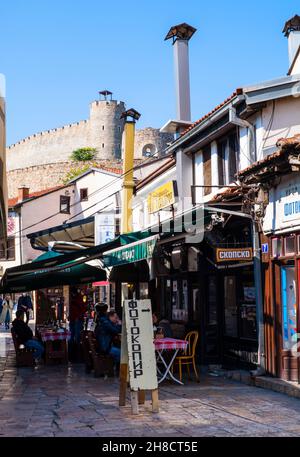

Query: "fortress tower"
<box><xmin>6</xmin><ymin>91</ymin><xmax>173</xmax><ymax>197</ymax></box>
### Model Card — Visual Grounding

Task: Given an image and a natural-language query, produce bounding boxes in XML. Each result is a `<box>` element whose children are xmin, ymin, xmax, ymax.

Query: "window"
<box><xmin>217</xmin><ymin>140</ymin><xmax>226</xmax><ymax>186</ymax></box>
<box><xmin>80</xmin><ymin>188</ymin><xmax>88</xmax><ymax>201</ymax></box>
<box><xmin>217</xmin><ymin>132</ymin><xmax>239</xmax><ymax>186</ymax></box>
<box><xmin>7</xmin><ymin>237</ymin><xmax>15</xmax><ymax>260</ymax></box>
<box><xmin>285</xmin><ymin>236</ymin><xmax>295</xmax><ymax>256</ymax></box>
<box><xmin>142</xmin><ymin>143</ymin><xmax>156</xmax><ymax>157</ymax></box>
<box><xmin>118</xmin><ymin>126</ymin><xmax>121</xmax><ymax>132</ymax></box>
<box><xmin>272</xmin><ymin>237</ymin><xmax>283</xmax><ymax>258</ymax></box>
<box><xmin>228</xmin><ymin>133</ymin><xmax>238</xmax><ymax>183</ymax></box>
<box><xmin>0</xmin><ymin>237</ymin><xmax>15</xmax><ymax>260</ymax></box>
<box><xmin>202</xmin><ymin>145</ymin><xmax>211</xmax><ymax>196</ymax></box>
<box><xmin>60</xmin><ymin>195</ymin><xmax>70</xmax><ymax>214</ymax></box>
<box><xmin>102</xmin><ymin>125</ymin><xmax>105</xmax><ymax>130</ymax></box>
<box><xmin>102</xmin><ymin>143</ymin><xmax>105</xmax><ymax>148</ymax></box>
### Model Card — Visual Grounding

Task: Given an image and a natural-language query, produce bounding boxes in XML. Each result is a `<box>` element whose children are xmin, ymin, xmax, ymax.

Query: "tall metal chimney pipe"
<box><xmin>165</xmin><ymin>23</ymin><xmax>196</xmax><ymax>123</ymax></box>
<box><xmin>283</xmin><ymin>15</ymin><xmax>300</xmax><ymax>71</ymax></box>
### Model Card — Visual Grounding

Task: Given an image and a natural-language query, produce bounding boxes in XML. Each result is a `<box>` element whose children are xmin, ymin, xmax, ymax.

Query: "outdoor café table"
<box><xmin>39</xmin><ymin>329</ymin><xmax>71</xmax><ymax>365</ymax></box>
<box><xmin>154</xmin><ymin>337</ymin><xmax>188</xmax><ymax>385</ymax></box>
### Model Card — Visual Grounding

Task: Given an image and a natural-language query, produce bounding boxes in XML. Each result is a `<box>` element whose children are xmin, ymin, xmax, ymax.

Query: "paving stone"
<box><xmin>2</xmin><ymin>328</ymin><xmax>300</xmax><ymax>437</ymax></box>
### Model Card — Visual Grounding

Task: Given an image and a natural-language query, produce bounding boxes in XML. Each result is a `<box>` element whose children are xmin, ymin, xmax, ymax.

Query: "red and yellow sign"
<box><xmin>216</xmin><ymin>248</ymin><xmax>253</xmax><ymax>263</ymax></box>
<box><xmin>147</xmin><ymin>181</ymin><xmax>177</xmax><ymax>214</ymax></box>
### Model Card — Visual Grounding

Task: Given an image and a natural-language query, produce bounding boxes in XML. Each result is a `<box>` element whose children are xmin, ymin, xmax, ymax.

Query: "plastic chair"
<box><xmin>173</xmin><ymin>330</ymin><xmax>200</xmax><ymax>382</ymax></box>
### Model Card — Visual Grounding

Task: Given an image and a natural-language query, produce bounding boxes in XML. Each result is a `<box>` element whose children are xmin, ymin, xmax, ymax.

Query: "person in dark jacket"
<box><xmin>95</xmin><ymin>310</ymin><xmax>121</xmax><ymax>364</ymax></box>
<box><xmin>17</xmin><ymin>293</ymin><xmax>33</xmax><ymax>324</ymax></box>
<box><xmin>12</xmin><ymin>310</ymin><xmax>44</xmax><ymax>360</ymax></box>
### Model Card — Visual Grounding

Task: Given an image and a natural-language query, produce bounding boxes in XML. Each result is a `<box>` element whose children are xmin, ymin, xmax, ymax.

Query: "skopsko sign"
<box><xmin>147</xmin><ymin>181</ymin><xmax>177</xmax><ymax>214</ymax></box>
<box><xmin>216</xmin><ymin>248</ymin><xmax>253</xmax><ymax>263</ymax></box>
<box><xmin>123</xmin><ymin>299</ymin><xmax>158</xmax><ymax>391</ymax></box>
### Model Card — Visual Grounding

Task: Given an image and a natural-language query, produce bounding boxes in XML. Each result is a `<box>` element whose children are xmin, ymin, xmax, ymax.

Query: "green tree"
<box><xmin>71</xmin><ymin>147</ymin><xmax>97</xmax><ymax>162</ymax></box>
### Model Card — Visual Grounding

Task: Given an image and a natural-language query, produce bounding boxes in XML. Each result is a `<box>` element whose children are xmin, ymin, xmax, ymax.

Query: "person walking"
<box><xmin>17</xmin><ymin>293</ymin><xmax>33</xmax><ymax>324</ymax></box>
<box><xmin>2</xmin><ymin>294</ymin><xmax>14</xmax><ymax>329</ymax></box>
<box><xmin>0</xmin><ymin>295</ymin><xmax>12</xmax><ymax>328</ymax></box>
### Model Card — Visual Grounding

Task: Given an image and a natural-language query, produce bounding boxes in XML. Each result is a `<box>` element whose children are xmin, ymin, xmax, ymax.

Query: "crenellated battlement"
<box><xmin>7</xmin><ymin>95</ymin><xmax>174</xmax><ymax>196</ymax></box>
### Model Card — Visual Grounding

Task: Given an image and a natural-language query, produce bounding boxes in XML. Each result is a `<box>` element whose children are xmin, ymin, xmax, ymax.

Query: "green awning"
<box><xmin>0</xmin><ymin>250</ymin><xmax>106</xmax><ymax>293</ymax></box>
<box><xmin>102</xmin><ymin>234</ymin><xmax>158</xmax><ymax>267</ymax></box>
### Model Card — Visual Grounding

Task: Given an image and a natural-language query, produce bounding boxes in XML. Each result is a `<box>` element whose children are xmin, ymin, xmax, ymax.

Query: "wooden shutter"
<box><xmin>203</xmin><ymin>146</ymin><xmax>211</xmax><ymax>196</ymax></box>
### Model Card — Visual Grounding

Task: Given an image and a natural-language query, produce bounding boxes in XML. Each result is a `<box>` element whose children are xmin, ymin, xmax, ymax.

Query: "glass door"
<box><xmin>281</xmin><ymin>266</ymin><xmax>297</xmax><ymax>351</ymax></box>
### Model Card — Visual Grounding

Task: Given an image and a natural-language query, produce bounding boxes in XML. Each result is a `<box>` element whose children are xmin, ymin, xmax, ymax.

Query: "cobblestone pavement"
<box><xmin>1</xmin><ymin>329</ymin><xmax>300</xmax><ymax>437</ymax></box>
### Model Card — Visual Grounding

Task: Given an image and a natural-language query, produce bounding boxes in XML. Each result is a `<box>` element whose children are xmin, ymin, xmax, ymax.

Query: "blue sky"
<box><xmin>1</xmin><ymin>0</ymin><xmax>299</xmax><ymax>145</ymax></box>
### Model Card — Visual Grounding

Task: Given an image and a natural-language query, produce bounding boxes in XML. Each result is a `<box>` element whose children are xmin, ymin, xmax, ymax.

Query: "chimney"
<box><xmin>165</xmin><ymin>23</ymin><xmax>196</xmax><ymax>123</ymax></box>
<box><xmin>283</xmin><ymin>15</ymin><xmax>300</xmax><ymax>73</ymax></box>
<box><xmin>18</xmin><ymin>186</ymin><xmax>29</xmax><ymax>203</ymax></box>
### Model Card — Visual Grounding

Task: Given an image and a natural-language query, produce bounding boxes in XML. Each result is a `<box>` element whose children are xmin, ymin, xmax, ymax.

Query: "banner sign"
<box><xmin>147</xmin><ymin>181</ymin><xmax>177</xmax><ymax>214</ymax></box>
<box><xmin>216</xmin><ymin>248</ymin><xmax>253</xmax><ymax>263</ymax></box>
<box><xmin>103</xmin><ymin>235</ymin><xmax>158</xmax><ymax>267</ymax></box>
<box><xmin>123</xmin><ymin>299</ymin><xmax>158</xmax><ymax>391</ymax></box>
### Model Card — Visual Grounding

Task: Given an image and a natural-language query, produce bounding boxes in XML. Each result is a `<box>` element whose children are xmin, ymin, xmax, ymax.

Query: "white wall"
<box><xmin>71</xmin><ymin>170</ymin><xmax>122</xmax><ymax>222</ymax></box>
<box><xmin>260</xmin><ymin>97</ymin><xmax>300</xmax><ymax>154</ymax></box>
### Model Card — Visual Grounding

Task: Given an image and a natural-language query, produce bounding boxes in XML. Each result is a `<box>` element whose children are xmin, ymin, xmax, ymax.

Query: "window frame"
<box><xmin>60</xmin><ymin>195</ymin><xmax>71</xmax><ymax>214</ymax></box>
<box><xmin>80</xmin><ymin>188</ymin><xmax>88</xmax><ymax>202</ymax></box>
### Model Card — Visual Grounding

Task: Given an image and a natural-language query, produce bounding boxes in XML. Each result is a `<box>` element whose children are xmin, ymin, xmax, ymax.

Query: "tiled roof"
<box><xmin>8</xmin><ymin>185</ymin><xmax>66</xmax><ymax>208</ymax></box>
<box><xmin>95</xmin><ymin>165</ymin><xmax>122</xmax><ymax>174</ymax></box>
<box><xmin>180</xmin><ymin>90</ymin><xmax>242</xmax><ymax>138</ymax></box>
<box><xmin>238</xmin><ymin>133</ymin><xmax>300</xmax><ymax>178</ymax></box>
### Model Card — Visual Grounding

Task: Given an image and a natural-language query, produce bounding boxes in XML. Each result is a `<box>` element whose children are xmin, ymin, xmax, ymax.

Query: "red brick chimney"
<box><xmin>18</xmin><ymin>186</ymin><xmax>30</xmax><ymax>203</ymax></box>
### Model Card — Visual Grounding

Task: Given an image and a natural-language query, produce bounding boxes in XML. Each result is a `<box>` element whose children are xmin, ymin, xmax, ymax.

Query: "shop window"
<box><xmin>285</xmin><ymin>236</ymin><xmax>295</xmax><ymax>256</ymax></box>
<box><xmin>139</xmin><ymin>283</ymin><xmax>149</xmax><ymax>299</ymax></box>
<box><xmin>60</xmin><ymin>195</ymin><xmax>70</xmax><ymax>214</ymax></box>
<box><xmin>0</xmin><ymin>237</ymin><xmax>15</xmax><ymax>260</ymax></box>
<box><xmin>80</xmin><ymin>188</ymin><xmax>88</xmax><ymax>201</ymax></box>
<box><xmin>171</xmin><ymin>279</ymin><xmax>188</xmax><ymax>323</ymax></box>
<box><xmin>271</xmin><ymin>237</ymin><xmax>283</xmax><ymax>258</ymax></box>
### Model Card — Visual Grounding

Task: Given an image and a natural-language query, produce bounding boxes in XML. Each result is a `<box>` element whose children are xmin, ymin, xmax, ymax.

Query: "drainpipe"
<box><xmin>229</xmin><ymin>106</ymin><xmax>266</xmax><ymax>375</ymax></box>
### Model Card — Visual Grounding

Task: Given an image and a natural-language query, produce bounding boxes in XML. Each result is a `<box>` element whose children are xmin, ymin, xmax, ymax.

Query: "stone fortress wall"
<box><xmin>7</xmin><ymin>95</ymin><xmax>173</xmax><ymax>197</ymax></box>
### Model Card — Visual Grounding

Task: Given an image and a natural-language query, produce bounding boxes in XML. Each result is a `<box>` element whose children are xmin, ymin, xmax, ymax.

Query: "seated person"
<box><xmin>12</xmin><ymin>310</ymin><xmax>44</xmax><ymax>361</ymax></box>
<box><xmin>95</xmin><ymin>310</ymin><xmax>121</xmax><ymax>364</ymax></box>
<box><xmin>94</xmin><ymin>302</ymin><xmax>108</xmax><ymax>324</ymax></box>
<box><xmin>158</xmin><ymin>316</ymin><xmax>173</xmax><ymax>338</ymax></box>
<box><xmin>153</xmin><ymin>312</ymin><xmax>173</xmax><ymax>338</ymax></box>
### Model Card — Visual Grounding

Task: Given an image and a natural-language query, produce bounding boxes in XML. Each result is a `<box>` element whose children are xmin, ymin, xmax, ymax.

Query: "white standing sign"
<box><xmin>123</xmin><ymin>299</ymin><xmax>158</xmax><ymax>391</ymax></box>
<box><xmin>95</xmin><ymin>211</ymin><xmax>115</xmax><ymax>245</ymax></box>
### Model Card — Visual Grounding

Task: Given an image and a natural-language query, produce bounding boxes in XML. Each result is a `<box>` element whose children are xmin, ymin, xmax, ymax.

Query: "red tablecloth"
<box><xmin>154</xmin><ymin>337</ymin><xmax>188</xmax><ymax>351</ymax></box>
<box><xmin>40</xmin><ymin>330</ymin><xmax>71</xmax><ymax>342</ymax></box>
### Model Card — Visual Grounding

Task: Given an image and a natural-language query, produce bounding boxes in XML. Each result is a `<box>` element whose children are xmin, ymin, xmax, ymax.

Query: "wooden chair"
<box><xmin>173</xmin><ymin>330</ymin><xmax>200</xmax><ymax>383</ymax></box>
<box><xmin>80</xmin><ymin>330</ymin><xmax>93</xmax><ymax>373</ymax></box>
<box><xmin>87</xmin><ymin>332</ymin><xmax>114</xmax><ymax>378</ymax></box>
<box><xmin>11</xmin><ymin>329</ymin><xmax>35</xmax><ymax>367</ymax></box>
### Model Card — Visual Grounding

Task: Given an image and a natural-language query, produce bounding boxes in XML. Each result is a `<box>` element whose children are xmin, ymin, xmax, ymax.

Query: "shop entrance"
<box><xmin>222</xmin><ymin>267</ymin><xmax>257</xmax><ymax>369</ymax></box>
<box><xmin>275</xmin><ymin>263</ymin><xmax>298</xmax><ymax>381</ymax></box>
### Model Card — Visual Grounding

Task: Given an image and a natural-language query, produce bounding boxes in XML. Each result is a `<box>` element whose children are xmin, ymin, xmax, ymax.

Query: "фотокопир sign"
<box><xmin>216</xmin><ymin>247</ymin><xmax>253</xmax><ymax>263</ymax></box>
<box><xmin>123</xmin><ymin>299</ymin><xmax>158</xmax><ymax>391</ymax></box>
